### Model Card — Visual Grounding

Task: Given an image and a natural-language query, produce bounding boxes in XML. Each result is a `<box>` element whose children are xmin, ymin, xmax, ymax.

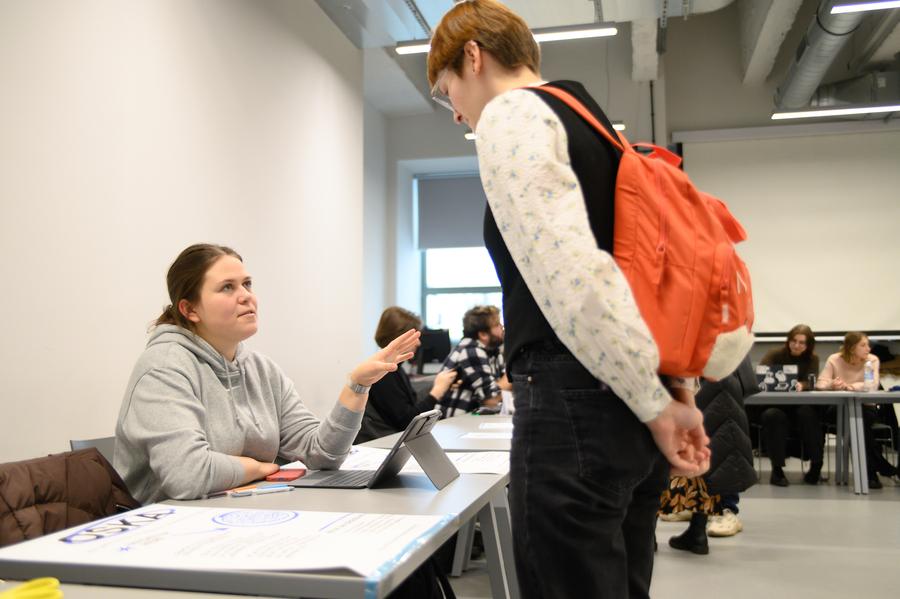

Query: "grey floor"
<box><xmin>451</xmin><ymin>457</ymin><xmax>900</xmax><ymax>599</ymax></box>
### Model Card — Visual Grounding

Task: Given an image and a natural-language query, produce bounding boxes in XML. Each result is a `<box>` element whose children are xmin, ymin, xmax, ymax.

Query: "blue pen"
<box><xmin>231</xmin><ymin>485</ymin><xmax>293</xmax><ymax>497</ymax></box>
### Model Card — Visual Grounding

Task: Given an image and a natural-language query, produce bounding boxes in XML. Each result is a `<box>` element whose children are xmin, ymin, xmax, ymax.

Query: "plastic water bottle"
<box><xmin>863</xmin><ymin>360</ymin><xmax>875</xmax><ymax>392</ymax></box>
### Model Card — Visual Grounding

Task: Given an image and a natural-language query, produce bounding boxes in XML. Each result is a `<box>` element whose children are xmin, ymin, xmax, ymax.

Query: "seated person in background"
<box><xmin>355</xmin><ymin>307</ymin><xmax>458</xmax><ymax>443</ymax></box>
<box><xmin>817</xmin><ymin>331</ymin><xmax>896</xmax><ymax>488</ymax></box>
<box><xmin>817</xmin><ymin>331</ymin><xmax>879</xmax><ymax>392</ymax></box>
<box><xmin>757</xmin><ymin>324</ymin><xmax>824</xmax><ymax>486</ymax></box>
<box><xmin>437</xmin><ymin>305</ymin><xmax>508</xmax><ymax>417</ymax></box>
<box><xmin>115</xmin><ymin>244</ymin><xmax>419</xmax><ymax>503</ymax></box>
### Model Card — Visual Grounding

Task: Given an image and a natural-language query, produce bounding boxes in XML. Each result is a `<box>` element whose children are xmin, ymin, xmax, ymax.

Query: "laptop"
<box><xmin>755</xmin><ymin>364</ymin><xmax>800</xmax><ymax>392</ymax></box>
<box><xmin>288</xmin><ymin>409</ymin><xmax>459</xmax><ymax>490</ymax></box>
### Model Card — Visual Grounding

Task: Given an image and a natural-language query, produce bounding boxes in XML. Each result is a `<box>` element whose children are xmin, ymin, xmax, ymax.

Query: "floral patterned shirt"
<box><xmin>475</xmin><ymin>87</ymin><xmax>672</xmax><ymax>422</ymax></box>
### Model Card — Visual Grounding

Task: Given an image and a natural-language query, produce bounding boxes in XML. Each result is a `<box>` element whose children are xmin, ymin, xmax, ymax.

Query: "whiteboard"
<box><xmin>680</xmin><ymin>128</ymin><xmax>900</xmax><ymax>333</ymax></box>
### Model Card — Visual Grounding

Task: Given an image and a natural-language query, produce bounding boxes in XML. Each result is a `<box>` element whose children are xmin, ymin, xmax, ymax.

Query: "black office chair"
<box><xmin>415</xmin><ymin>328</ymin><xmax>452</xmax><ymax>374</ymax></box>
<box><xmin>872</xmin><ymin>423</ymin><xmax>897</xmax><ymax>469</ymax></box>
<box><xmin>751</xmin><ymin>423</ymin><xmax>830</xmax><ymax>482</ymax></box>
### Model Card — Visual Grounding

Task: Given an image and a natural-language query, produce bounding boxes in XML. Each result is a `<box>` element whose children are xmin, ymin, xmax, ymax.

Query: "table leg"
<box><xmin>478</xmin><ymin>493</ymin><xmax>510</xmax><ymax>599</ymax></box>
<box><xmin>451</xmin><ymin>518</ymin><xmax>476</xmax><ymax>577</ymax></box>
<box><xmin>491</xmin><ymin>488</ymin><xmax>519</xmax><ymax>599</ymax></box>
<box><xmin>835</xmin><ymin>402</ymin><xmax>845</xmax><ymax>485</ymax></box>
<box><xmin>853</xmin><ymin>399</ymin><xmax>869</xmax><ymax>494</ymax></box>
<box><xmin>846</xmin><ymin>399</ymin><xmax>864</xmax><ymax>494</ymax></box>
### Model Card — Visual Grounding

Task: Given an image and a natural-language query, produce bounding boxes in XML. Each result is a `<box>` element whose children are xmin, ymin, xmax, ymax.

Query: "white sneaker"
<box><xmin>658</xmin><ymin>510</ymin><xmax>692</xmax><ymax>522</ymax></box>
<box><xmin>707</xmin><ymin>509</ymin><xmax>743</xmax><ymax>537</ymax></box>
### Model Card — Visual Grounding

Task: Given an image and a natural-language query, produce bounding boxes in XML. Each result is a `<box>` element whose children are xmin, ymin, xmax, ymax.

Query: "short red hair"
<box><xmin>427</xmin><ymin>0</ymin><xmax>540</xmax><ymax>87</ymax></box>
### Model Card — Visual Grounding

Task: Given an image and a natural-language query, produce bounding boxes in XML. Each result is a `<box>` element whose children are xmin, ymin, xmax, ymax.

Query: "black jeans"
<box><xmin>760</xmin><ymin>405</ymin><xmax>824</xmax><ymax>467</ymax></box>
<box><xmin>508</xmin><ymin>349</ymin><xmax>668</xmax><ymax>599</ymax></box>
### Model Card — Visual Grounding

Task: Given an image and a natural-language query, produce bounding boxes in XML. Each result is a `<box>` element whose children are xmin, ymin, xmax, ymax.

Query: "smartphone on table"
<box><xmin>266</xmin><ymin>469</ymin><xmax>306</xmax><ymax>482</ymax></box>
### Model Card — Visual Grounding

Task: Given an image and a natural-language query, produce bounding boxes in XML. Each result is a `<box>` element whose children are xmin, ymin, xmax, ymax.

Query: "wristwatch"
<box><xmin>347</xmin><ymin>376</ymin><xmax>371</xmax><ymax>395</ymax></box>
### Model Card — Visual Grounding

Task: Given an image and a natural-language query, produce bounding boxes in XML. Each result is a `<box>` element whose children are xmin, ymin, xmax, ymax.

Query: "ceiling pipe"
<box><xmin>775</xmin><ymin>0</ymin><xmax>867</xmax><ymax>109</ymax></box>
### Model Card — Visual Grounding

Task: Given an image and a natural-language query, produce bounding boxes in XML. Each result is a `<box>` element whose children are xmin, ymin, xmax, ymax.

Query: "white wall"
<box><xmin>0</xmin><ymin>0</ymin><xmax>364</xmax><ymax>462</ymax></box>
<box><xmin>680</xmin><ymin>124</ymin><xmax>900</xmax><ymax>333</ymax></box>
<box><xmin>363</xmin><ymin>101</ymin><xmax>389</xmax><ymax>355</ymax></box>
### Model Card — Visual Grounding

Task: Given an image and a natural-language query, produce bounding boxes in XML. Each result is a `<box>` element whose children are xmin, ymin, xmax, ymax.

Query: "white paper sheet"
<box><xmin>460</xmin><ymin>432</ymin><xmax>513</xmax><ymax>440</ymax></box>
<box><xmin>478</xmin><ymin>422</ymin><xmax>514</xmax><ymax>430</ymax></box>
<box><xmin>0</xmin><ymin>504</ymin><xmax>450</xmax><ymax>578</ymax></box>
<box><xmin>401</xmin><ymin>452</ymin><xmax>510</xmax><ymax>475</ymax></box>
<box><xmin>339</xmin><ymin>446</ymin><xmax>391</xmax><ymax>470</ymax></box>
<box><xmin>285</xmin><ymin>447</ymin><xmax>391</xmax><ymax>473</ymax></box>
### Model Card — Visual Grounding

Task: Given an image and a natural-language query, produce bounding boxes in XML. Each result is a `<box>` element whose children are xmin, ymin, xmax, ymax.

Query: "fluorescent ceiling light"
<box><xmin>831</xmin><ymin>1</ymin><xmax>900</xmax><ymax>14</ymax></box>
<box><xmin>395</xmin><ymin>23</ymin><xmax>617</xmax><ymax>55</ymax></box>
<box><xmin>612</xmin><ymin>121</ymin><xmax>626</xmax><ymax>131</ymax></box>
<box><xmin>533</xmin><ymin>26</ymin><xmax>618</xmax><ymax>43</ymax></box>
<box><xmin>395</xmin><ymin>42</ymin><xmax>431</xmax><ymax>55</ymax></box>
<box><xmin>771</xmin><ymin>103</ymin><xmax>900</xmax><ymax>119</ymax></box>
<box><xmin>464</xmin><ymin>132</ymin><xmax>477</xmax><ymax>141</ymax></box>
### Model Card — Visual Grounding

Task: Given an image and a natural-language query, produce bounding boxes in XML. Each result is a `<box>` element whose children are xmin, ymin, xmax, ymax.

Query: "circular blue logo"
<box><xmin>212</xmin><ymin>510</ymin><xmax>298</xmax><ymax>527</ymax></box>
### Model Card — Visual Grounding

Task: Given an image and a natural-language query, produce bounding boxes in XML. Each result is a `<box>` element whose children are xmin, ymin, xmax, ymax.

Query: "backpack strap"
<box><xmin>632</xmin><ymin>142</ymin><xmax>683</xmax><ymax>168</ymax></box>
<box><xmin>526</xmin><ymin>84</ymin><xmax>629</xmax><ymax>153</ymax></box>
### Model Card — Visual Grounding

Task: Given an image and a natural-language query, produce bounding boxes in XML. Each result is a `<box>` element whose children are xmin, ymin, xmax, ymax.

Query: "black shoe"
<box><xmin>470</xmin><ymin>529</ymin><xmax>484</xmax><ymax>561</ymax></box>
<box><xmin>770</xmin><ymin>469</ymin><xmax>789</xmax><ymax>487</ymax></box>
<box><xmin>804</xmin><ymin>463</ymin><xmax>823</xmax><ymax>485</ymax></box>
<box><xmin>668</xmin><ymin>529</ymin><xmax>709</xmax><ymax>555</ymax></box>
<box><xmin>869</xmin><ymin>475</ymin><xmax>883</xmax><ymax>490</ymax></box>
<box><xmin>874</xmin><ymin>457</ymin><xmax>898</xmax><ymax>478</ymax></box>
<box><xmin>668</xmin><ymin>513</ymin><xmax>709</xmax><ymax>555</ymax></box>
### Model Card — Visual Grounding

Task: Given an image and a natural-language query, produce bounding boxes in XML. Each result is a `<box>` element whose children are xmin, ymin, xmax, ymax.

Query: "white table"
<box><xmin>746</xmin><ymin>391</ymin><xmax>899</xmax><ymax>494</ymax></box>
<box><xmin>368</xmin><ymin>414</ymin><xmax>513</xmax><ymax>452</ymax></box>
<box><xmin>0</xmin><ymin>472</ymin><xmax>515</xmax><ymax>598</ymax></box>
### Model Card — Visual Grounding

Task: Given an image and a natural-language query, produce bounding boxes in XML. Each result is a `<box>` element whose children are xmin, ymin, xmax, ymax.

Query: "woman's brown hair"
<box><xmin>784</xmin><ymin>324</ymin><xmax>816</xmax><ymax>360</ymax></box>
<box><xmin>840</xmin><ymin>331</ymin><xmax>867</xmax><ymax>363</ymax></box>
<box><xmin>375</xmin><ymin>307</ymin><xmax>422</xmax><ymax>349</ymax></box>
<box><xmin>155</xmin><ymin>244</ymin><xmax>242</xmax><ymax>332</ymax></box>
<box><xmin>427</xmin><ymin>0</ymin><xmax>540</xmax><ymax>87</ymax></box>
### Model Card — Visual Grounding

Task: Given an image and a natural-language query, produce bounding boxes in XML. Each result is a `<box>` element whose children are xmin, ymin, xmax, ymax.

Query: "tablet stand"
<box><xmin>404</xmin><ymin>432</ymin><xmax>459</xmax><ymax>490</ymax></box>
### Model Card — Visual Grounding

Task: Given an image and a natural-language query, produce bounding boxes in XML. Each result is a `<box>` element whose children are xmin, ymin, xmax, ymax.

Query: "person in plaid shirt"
<box><xmin>437</xmin><ymin>305</ymin><xmax>508</xmax><ymax>417</ymax></box>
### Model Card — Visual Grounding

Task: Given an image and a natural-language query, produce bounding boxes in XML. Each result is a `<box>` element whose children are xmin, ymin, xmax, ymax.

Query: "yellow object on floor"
<box><xmin>0</xmin><ymin>578</ymin><xmax>62</xmax><ymax>599</ymax></box>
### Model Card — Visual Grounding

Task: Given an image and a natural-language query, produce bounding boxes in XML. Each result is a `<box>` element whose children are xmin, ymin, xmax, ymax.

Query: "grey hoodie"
<box><xmin>115</xmin><ymin>325</ymin><xmax>362</xmax><ymax>503</ymax></box>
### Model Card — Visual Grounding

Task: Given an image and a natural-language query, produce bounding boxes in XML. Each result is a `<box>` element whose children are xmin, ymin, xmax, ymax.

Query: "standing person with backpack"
<box><xmin>427</xmin><ymin>1</ymin><xmax>724</xmax><ymax>597</ymax></box>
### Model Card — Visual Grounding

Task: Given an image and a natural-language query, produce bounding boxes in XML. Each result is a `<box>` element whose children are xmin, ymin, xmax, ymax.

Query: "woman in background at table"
<box><xmin>115</xmin><ymin>244</ymin><xmax>419</xmax><ymax>504</ymax></box>
<box><xmin>757</xmin><ymin>324</ymin><xmax>824</xmax><ymax>486</ymax></box>
<box><xmin>355</xmin><ymin>307</ymin><xmax>458</xmax><ymax>443</ymax></box>
<box><xmin>817</xmin><ymin>331</ymin><xmax>896</xmax><ymax>488</ymax></box>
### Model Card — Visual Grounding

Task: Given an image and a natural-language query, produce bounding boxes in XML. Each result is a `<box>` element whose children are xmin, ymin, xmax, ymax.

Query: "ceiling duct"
<box><xmin>775</xmin><ymin>0</ymin><xmax>867</xmax><ymax>109</ymax></box>
<box><xmin>811</xmin><ymin>69</ymin><xmax>900</xmax><ymax>107</ymax></box>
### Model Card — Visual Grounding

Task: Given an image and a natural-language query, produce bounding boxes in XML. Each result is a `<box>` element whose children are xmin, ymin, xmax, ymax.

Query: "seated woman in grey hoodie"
<box><xmin>115</xmin><ymin>243</ymin><xmax>419</xmax><ymax>504</ymax></box>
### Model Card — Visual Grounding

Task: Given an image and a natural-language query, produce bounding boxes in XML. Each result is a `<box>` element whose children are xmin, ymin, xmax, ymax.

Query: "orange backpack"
<box><xmin>536</xmin><ymin>85</ymin><xmax>754</xmax><ymax>380</ymax></box>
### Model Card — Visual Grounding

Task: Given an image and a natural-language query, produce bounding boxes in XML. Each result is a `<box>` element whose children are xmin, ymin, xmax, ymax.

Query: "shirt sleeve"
<box><xmin>276</xmin><ymin>370</ymin><xmax>362</xmax><ymax>469</ymax></box>
<box><xmin>368</xmin><ymin>370</ymin><xmax>434</xmax><ymax>431</ymax></box>
<box><xmin>816</xmin><ymin>356</ymin><xmax>836</xmax><ymax>389</ymax></box>
<box><xmin>475</xmin><ymin>89</ymin><xmax>670</xmax><ymax>422</ymax></box>
<box><xmin>461</xmin><ymin>347</ymin><xmax>501</xmax><ymax>404</ymax></box>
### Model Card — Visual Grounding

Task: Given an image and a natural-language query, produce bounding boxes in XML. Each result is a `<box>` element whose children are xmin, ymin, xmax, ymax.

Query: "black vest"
<box><xmin>483</xmin><ymin>80</ymin><xmax>622</xmax><ymax>371</ymax></box>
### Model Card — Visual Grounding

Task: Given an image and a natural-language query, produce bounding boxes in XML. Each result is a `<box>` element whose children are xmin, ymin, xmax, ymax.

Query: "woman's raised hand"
<box><xmin>350</xmin><ymin>329</ymin><xmax>421</xmax><ymax>387</ymax></box>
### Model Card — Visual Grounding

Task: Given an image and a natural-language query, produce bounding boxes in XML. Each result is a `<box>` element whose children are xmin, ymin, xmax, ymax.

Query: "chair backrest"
<box><xmin>69</xmin><ymin>436</ymin><xmax>116</xmax><ymax>465</ymax></box>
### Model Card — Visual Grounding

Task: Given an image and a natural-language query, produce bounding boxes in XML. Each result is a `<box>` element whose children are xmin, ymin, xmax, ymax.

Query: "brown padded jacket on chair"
<box><xmin>0</xmin><ymin>448</ymin><xmax>141</xmax><ymax>547</ymax></box>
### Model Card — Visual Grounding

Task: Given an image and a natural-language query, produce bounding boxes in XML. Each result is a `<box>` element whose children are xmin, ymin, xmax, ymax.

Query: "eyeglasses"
<box><xmin>431</xmin><ymin>70</ymin><xmax>454</xmax><ymax>112</ymax></box>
